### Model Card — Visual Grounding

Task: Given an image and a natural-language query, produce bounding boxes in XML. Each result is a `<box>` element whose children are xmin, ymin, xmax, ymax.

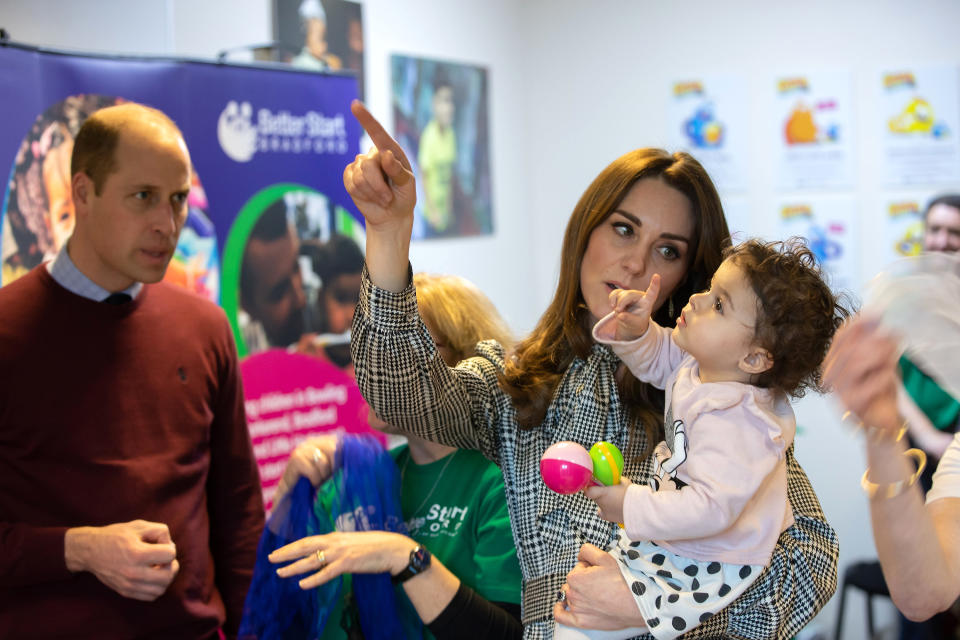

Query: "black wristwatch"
<box><xmin>392</xmin><ymin>544</ymin><xmax>431</xmax><ymax>584</ymax></box>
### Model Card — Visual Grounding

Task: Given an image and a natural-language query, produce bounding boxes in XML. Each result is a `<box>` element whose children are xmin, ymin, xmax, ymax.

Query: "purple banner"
<box><xmin>1</xmin><ymin>45</ymin><xmax>380</xmax><ymax>504</ymax></box>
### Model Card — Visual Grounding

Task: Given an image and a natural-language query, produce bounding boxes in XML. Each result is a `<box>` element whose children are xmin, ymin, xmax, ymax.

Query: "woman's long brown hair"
<box><xmin>500</xmin><ymin>149</ymin><xmax>730</xmax><ymax>455</ymax></box>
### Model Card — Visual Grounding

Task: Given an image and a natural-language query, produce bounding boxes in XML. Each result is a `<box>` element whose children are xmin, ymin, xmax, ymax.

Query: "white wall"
<box><xmin>356</xmin><ymin>0</ymin><xmax>536</xmax><ymax>335</ymax></box>
<box><xmin>521</xmin><ymin>1</ymin><xmax>960</xmax><ymax>637</ymax></box>
<box><xmin>5</xmin><ymin>1</ymin><xmax>960</xmax><ymax>637</ymax></box>
<box><xmin>2</xmin><ymin>0</ymin><xmax>271</xmax><ymax>60</ymax></box>
<box><xmin>1</xmin><ymin>0</ymin><xmax>538</xmax><ymax>334</ymax></box>
<box><xmin>2</xmin><ymin>0</ymin><xmax>174</xmax><ymax>54</ymax></box>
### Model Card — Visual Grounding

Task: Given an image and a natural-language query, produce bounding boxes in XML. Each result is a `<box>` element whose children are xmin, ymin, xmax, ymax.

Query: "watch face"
<box><xmin>393</xmin><ymin>544</ymin><xmax>432</xmax><ymax>584</ymax></box>
<box><xmin>410</xmin><ymin>545</ymin><xmax>431</xmax><ymax>573</ymax></box>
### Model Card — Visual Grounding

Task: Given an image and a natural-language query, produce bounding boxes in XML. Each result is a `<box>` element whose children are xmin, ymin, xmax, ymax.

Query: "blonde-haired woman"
<box><xmin>413</xmin><ymin>272</ymin><xmax>513</xmax><ymax>365</ymax></box>
<box><xmin>270</xmin><ymin>272</ymin><xmax>523</xmax><ymax>639</ymax></box>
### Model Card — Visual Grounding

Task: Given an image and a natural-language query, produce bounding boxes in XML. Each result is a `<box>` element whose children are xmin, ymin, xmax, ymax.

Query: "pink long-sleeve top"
<box><xmin>593</xmin><ymin>313</ymin><xmax>795</xmax><ymax>567</ymax></box>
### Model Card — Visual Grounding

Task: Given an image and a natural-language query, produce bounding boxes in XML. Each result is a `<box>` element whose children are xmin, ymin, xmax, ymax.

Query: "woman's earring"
<box><xmin>668</xmin><ymin>296</ymin><xmax>675</xmax><ymax>318</ymax></box>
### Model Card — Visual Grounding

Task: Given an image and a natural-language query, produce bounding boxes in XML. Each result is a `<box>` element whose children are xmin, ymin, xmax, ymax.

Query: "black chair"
<box><xmin>834</xmin><ymin>560</ymin><xmax>890</xmax><ymax>640</ymax></box>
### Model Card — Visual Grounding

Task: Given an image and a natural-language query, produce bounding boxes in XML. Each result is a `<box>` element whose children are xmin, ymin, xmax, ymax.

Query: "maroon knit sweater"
<box><xmin>0</xmin><ymin>266</ymin><xmax>265</xmax><ymax>639</ymax></box>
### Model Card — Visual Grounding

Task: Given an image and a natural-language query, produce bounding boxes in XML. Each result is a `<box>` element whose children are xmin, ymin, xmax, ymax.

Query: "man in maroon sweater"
<box><xmin>0</xmin><ymin>103</ymin><xmax>265</xmax><ymax>638</ymax></box>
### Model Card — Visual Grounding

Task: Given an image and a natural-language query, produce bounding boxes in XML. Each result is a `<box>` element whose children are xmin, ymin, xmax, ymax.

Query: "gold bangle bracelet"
<box><xmin>860</xmin><ymin>448</ymin><xmax>928</xmax><ymax>500</ymax></box>
<box><xmin>841</xmin><ymin>411</ymin><xmax>908</xmax><ymax>442</ymax></box>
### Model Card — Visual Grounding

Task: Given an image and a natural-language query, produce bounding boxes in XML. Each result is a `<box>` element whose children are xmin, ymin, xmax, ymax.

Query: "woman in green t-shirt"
<box><xmin>270</xmin><ymin>273</ymin><xmax>523</xmax><ymax>639</ymax></box>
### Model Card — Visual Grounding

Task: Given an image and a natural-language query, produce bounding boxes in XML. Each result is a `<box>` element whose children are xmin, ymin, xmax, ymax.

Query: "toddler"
<box><xmin>561</xmin><ymin>239</ymin><xmax>846</xmax><ymax>640</ymax></box>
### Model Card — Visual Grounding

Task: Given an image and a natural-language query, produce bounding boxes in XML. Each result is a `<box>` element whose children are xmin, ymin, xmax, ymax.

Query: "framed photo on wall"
<box><xmin>391</xmin><ymin>54</ymin><xmax>493</xmax><ymax>240</ymax></box>
<box><xmin>274</xmin><ymin>0</ymin><xmax>365</xmax><ymax>99</ymax></box>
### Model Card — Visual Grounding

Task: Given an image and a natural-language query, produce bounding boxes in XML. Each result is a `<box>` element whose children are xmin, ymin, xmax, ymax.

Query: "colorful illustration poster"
<box><xmin>773</xmin><ymin>72</ymin><xmax>855</xmax><ymax>190</ymax></box>
<box><xmin>667</xmin><ymin>76</ymin><xmax>749</xmax><ymax>192</ymax></box>
<box><xmin>879</xmin><ymin>66</ymin><xmax>960</xmax><ymax>186</ymax></box>
<box><xmin>881</xmin><ymin>193</ymin><xmax>933</xmax><ymax>266</ymax></box>
<box><xmin>392</xmin><ymin>54</ymin><xmax>493</xmax><ymax>240</ymax></box>
<box><xmin>776</xmin><ymin>196</ymin><xmax>858</xmax><ymax>293</ymax></box>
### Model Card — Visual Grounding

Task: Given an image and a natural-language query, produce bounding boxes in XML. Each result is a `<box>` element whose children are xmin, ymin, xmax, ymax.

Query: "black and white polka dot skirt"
<box><xmin>614</xmin><ymin>538</ymin><xmax>763</xmax><ymax>640</ymax></box>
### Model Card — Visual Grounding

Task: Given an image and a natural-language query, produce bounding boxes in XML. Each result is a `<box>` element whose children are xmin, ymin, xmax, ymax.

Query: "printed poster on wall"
<box><xmin>879</xmin><ymin>66</ymin><xmax>960</xmax><ymax>186</ymax></box>
<box><xmin>667</xmin><ymin>76</ymin><xmax>749</xmax><ymax>193</ymax></box>
<box><xmin>391</xmin><ymin>54</ymin><xmax>493</xmax><ymax>240</ymax></box>
<box><xmin>776</xmin><ymin>196</ymin><xmax>858</xmax><ymax>294</ymax></box>
<box><xmin>274</xmin><ymin>0</ymin><xmax>366</xmax><ymax>100</ymax></box>
<box><xmin>880</xmin><ymin>193</ymin><xmax>934</xmax><ymax>266</ymax></box>
<box><xmin>0</xmin><ymin>44</ymin><xmax>379</xmax><ymax>509</ymax></box>
<box><xmin>773</xmin><ymin>72</ymin><xmax>855</xmax><ymax>190</ymax></box>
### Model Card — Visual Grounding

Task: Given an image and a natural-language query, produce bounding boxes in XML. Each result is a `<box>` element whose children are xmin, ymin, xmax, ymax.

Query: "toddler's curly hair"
<box><xmin>727</xmin><ymin>238</ymin><xmax>850</xmax><ymax>398</ymax></box>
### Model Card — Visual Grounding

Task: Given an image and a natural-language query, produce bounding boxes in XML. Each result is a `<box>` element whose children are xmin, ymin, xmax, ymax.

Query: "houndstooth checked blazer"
<box><xmin>351</xmin><ymin>269</ymin><xmax>838</xmax><ymax>640</ymax></box>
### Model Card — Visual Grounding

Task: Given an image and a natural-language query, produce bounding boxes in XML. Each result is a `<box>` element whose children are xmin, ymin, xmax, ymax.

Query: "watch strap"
<box><xmin>392</xmin><ymin>544</ymin><xmax>431</xmax><ymax>584</ymax></box>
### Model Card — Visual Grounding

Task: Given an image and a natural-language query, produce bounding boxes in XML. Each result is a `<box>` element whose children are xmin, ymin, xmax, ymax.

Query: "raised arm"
<box><xmin>593</xmin><ymin>318</ymin><xmax>684</xmax><ymax>391</ymax></box>
<box><xmin>343</xmin><ymin>101</ymin><xmax>416</xmax><ymax>292</ymax></box>
<box><xmin>824</xmin><ymin>316</ymin><xmax>960</xmax><ymax>619</ymax></box>
<box><xmin>350</xmin><ymin>268</ymin><xmax>507</xmax><ymax>458</ymax></box>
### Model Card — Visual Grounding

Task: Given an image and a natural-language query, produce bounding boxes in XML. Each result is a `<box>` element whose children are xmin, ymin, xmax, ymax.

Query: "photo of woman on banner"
<box><xmin>1</xmin><ymin>94</ymin><xmax>220</xmax><ymax>300</ymax></box>
<box><xmin>391</xmin><ymin>55</ymin><xmax>493</xmax><ymax>240</ymax></box>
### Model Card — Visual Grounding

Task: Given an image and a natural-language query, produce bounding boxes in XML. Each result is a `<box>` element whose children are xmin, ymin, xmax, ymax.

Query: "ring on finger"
<box><xmin>316</xmin><ymin>549</ymin><xmax>326</xmax><ymax>566</ymax></box>
<box><xmin>313</xmin><ymin>448</ymin><xmax>324</xmax><ymax>465</ymax></box>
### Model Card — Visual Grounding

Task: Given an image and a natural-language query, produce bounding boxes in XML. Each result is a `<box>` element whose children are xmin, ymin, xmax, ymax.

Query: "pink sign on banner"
<box><xmin>240</xmin><ymin>349</ymin><xmax>382</xmax><ymax>509</ymax></box>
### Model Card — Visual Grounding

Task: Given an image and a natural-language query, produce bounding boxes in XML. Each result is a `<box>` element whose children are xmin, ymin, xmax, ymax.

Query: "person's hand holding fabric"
<box><xmin>273</xmin><ymin>435</ymin><xmax>337</xmax><ymax>507</ymax></box>
<box><xmin>269</xmin><ymin>530</ymin><xmax>418</xmax><ymax>589</ymax></box>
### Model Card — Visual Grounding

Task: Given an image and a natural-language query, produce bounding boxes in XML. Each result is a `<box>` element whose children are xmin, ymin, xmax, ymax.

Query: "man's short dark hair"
<box><xmin>71</xmin><ymin>103</ymin><xmax>181</xmax><ymax>195</ymax></box>
<box><xmin>925</xmin><ymin>194</ymin><xmax>960</xmax><ymax>220</ymax></box>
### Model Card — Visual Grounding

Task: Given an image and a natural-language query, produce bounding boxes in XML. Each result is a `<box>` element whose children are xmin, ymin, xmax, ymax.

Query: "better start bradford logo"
<box><xmin>217</xmin><ymin>100</ymin><xmax>349</xmax><ymax>163</ymax></box>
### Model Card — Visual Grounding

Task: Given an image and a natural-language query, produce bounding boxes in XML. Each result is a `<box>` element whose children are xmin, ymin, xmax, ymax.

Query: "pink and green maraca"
<box><xmin>539</xmin><ymin>441</ymin><xmax>624</xmax><ymax>493</ymax></box>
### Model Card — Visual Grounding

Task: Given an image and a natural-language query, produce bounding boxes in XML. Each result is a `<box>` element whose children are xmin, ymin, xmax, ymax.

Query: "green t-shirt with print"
<box><xmin>391</xmin><ymin>446</ymin><xmax>522</xmax><ymax>606</ymax></box>
<box><xmin>314</xmin><ymin>446</ymin><xmax>521</xmax><ymax>639</ymax></box>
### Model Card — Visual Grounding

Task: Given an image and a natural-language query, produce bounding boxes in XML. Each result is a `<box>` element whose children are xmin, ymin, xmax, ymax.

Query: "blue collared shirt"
<box><xmin>47</xmin><ymin>247</ymin><xmax>143</xmax><ymax>302</ymax></box>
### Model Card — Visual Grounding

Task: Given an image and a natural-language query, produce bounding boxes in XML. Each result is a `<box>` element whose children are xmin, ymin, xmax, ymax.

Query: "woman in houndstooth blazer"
<box><xmin>342</xmin><ymin>101</ymin><xmax>837</xmax><ymax>640</ymax></box>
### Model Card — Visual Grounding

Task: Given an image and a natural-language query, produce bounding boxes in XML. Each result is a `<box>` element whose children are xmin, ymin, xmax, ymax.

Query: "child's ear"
<box><xmin>739</xmin><ymin>346</ymin><xmax>774</xmax><ymax>375</ymax></box>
